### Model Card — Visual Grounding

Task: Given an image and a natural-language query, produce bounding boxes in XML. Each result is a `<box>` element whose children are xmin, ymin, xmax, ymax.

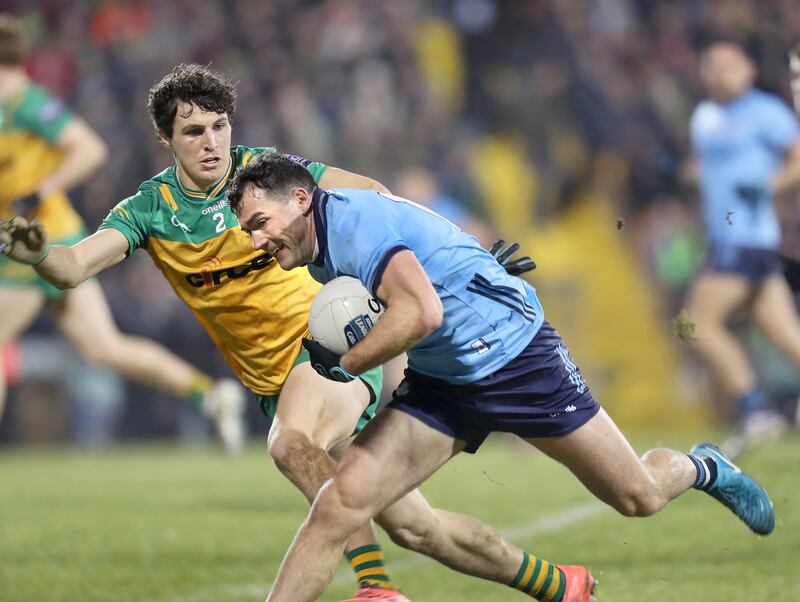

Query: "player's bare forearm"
<box><xmin>341</xmin><ymin>250</ymin><xmax>443</xmax><ymax>375</ymax></box>
<box><xmin>772</xmin><ymin>140</ymin><xmax>800</xmax><ymax>197</ymax></box>
<box><xmin>34</xmin><ymin>245</ymin><xmax>89</xmax><ymax>289</ymax></box>
<box><xmin>35</xmin><ymin>229</ymin><xmax>127</xmax><ymax>289</ymax></box>
<box><xmin>340</xmin><ymin>302</ymin><xmax>437</xmax><ymax>375</ymax></box>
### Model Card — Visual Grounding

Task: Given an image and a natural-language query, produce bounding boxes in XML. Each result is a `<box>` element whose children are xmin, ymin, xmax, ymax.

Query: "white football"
<box><xmin>308</xmin><ymin>276</ymin><xmax>385</xmax><ymax>355</ymax></box>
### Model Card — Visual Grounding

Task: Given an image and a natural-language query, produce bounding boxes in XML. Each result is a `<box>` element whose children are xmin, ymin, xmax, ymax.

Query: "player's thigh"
<box><xmin>685</xmin><ymin>272</ymin><xmax>751</xmax><ymax>325</ymax></box>
<box><xmin>0</xmin><ymin>285</ymin><xmax>45</xmax><ymax>344</ymax></box>
<box><xmin>752</xmin><ymin>273</ymin><xmax>800</xmax><ymax>347</ymax></box>
<box><xmin>50</xmin><ymin>279</ymin><xmax>120</xmax><ymax>353</ymax></box>
<box><xmin>270</xmin><ymin>361</ymin><xmax>372</xmax><ymax>451</ymax></box>
<box><xmin>331</xmin><ymin>407</ymin><xmax>464</xmax><ymax>515</ymax></box>
<box><xmin>525</xmin><ymin>408</ymin><xmax>651</xmax><ymax>508</ymax></box>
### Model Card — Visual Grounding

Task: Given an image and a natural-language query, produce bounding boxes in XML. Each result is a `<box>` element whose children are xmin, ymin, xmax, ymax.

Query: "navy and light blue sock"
<box><xmin>687</xmin><ymin>454</ymin><xmax>718</xmax><ymax>491</ymax></box>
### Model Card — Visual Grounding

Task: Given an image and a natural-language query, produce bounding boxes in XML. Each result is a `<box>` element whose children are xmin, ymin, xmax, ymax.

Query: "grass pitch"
<box><xmin>1</xmin><ymin>432</ymin><xmax>798</xmax><ymax>601</ymax></box>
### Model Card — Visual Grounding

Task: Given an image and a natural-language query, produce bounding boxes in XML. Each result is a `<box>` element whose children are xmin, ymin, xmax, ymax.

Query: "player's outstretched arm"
<box><xmin>1</xmin><ymin>218</ymin><xmax>127</xmax><ymax>289</ymax></box>
<box><xmin>36</xmin><ymin>228</ymin><xmax>128</xmax><ymax>289</ymax></box>
<box><xmin>318</xmin><ymin>166</ymin><xmax>390</xmax><ymax>194</ymax></box>
<box><xmin>340</xmin><ymin>250</ymin><xmax>443</xmax><ymax>376</ymax></box>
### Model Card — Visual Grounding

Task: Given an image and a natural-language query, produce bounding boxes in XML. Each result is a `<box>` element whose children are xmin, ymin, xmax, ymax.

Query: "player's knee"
<box><xmin>612</xmin><ymin>487</ymin><xmax>662</xmax><ymax>517</ymax></box>
<box><xmin>268</xmin><ymin>429</ymin><xmax>316</xmax><ymax>473</ymax></box>
<box><xmin>75</xmin><ymin>330</ymin><xmax>128</xmax><ymax>368</ymax></box>
<box><xmin>77</xmin><ymin>337</ymin><xmax>119</xmax><ymax>366</ymax></box>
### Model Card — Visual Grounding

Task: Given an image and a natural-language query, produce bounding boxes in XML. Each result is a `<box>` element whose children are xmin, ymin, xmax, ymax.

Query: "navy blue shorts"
<box><xmin>388</xmin><ymin>322</ymin><xmax>600</xmax><ymax>453</ymax></box>
<box><xmin>701</xmin><ymin>243</ymin><xmax>781</xmax><ymax>283</ymax></box>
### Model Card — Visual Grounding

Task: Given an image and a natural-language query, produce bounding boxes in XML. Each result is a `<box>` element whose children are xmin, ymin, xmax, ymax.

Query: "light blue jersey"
<box><xmin>690</xmin><ymin>89</ymin><xmax>799</xmax><ymax>249</ymax></box>
<box><xmin>307</xmin><ymin>188</ymin><xmax>544</xmax><ymax>384</ymax></box>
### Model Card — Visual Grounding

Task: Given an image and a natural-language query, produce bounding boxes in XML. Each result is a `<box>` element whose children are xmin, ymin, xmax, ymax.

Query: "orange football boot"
<box><xmin>559</xmin><ymin>565</ymin><xmax>597</xmax><ymax>602</ymax></box>
<box><xmin>340</xmin><ymin>583</ymin><xmax>411</xmax><ymax>601</ymax></box>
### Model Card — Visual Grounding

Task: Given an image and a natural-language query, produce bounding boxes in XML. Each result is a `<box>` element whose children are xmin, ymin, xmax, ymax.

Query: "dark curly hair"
<box><xmin>147</xmin><ymin>63</ymin><xmax>236</xmax><ymax>138</ymax></box>
<box><xmin>228</xmin><ymin>153</ymin><xmax>317</xmax><ymax>215</ymax></box>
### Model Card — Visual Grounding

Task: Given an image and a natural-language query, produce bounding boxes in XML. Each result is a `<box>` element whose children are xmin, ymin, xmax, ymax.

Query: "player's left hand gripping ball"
<box><xmin>490</xmin><ymin>239</ymin><xmax>536</xmax><ymax>276</ymax></box>
<box><xmin>0</xmin><ymin>216</ymin><xmax>49</xmax><ymax>265</ymax></box>
<box><xmin>302</xmin><ymin>338</ymin><xmax>358</xmax><ymax>383</ymax></box>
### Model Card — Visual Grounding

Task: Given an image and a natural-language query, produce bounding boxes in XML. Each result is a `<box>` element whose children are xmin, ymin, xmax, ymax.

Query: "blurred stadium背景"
<box><xmin>4</xmin><ymin>0</ymin><xmax>800</xmax><ymax>442</ymax></box>
<box><xmin>3</xmin><ymin>2</ymin><xmax>800</xmax><ymax>602</ymax></box>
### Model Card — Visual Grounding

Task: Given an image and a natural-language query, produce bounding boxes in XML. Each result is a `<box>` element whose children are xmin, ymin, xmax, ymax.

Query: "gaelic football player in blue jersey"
<box><xmin>229</xmin><ymin>153</ymin><xmax>778</xmax><ymax>602</ymax></box>
<box><xmin>685</xmin><ymin>41</ymin><xmax>800</xmax><ymax>452</ymax></box>
<box><xmin>1</xmin><ymin>62</ymin><xmax>548</xmax><ymax>602</ymax></box>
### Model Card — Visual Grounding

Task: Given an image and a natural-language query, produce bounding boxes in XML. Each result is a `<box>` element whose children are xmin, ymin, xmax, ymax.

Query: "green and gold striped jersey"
<box><xmin>100</xmin><ymin>145</ymin><xmax>327</xmax><ymax>395</ymax></box>
<box><xmin>0</xmin><ymin>83</ymin><xmax>85</xmax><ymax>239</ymax></box>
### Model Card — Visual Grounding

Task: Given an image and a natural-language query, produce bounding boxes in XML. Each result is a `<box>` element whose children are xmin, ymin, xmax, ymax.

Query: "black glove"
<box><xmin>490</xmin><ymin>239</ymin><xmax>536</xmax><ymax>276</ymax></box>
<box><xmin>301</xmin><ymin>338</ymin><xmax>357</xmax><ymax>383</ymax></box>
<box><xmin>12</xmin><ymin>192</ymin><xmax>43</xmax><ymax>218</ymax></box>
<box><xmin>735</xmin><ymin>184</ymin><xmax>766</xmax><ymax>206</ymax></box>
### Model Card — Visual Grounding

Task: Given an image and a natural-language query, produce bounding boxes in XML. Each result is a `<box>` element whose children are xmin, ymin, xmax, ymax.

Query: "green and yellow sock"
<box><xmin>185</xmin><ymin>372</ymin><xmax>213</xmax><ymax>407</ymax></box>
<box><xmin>510</xmin><ymin>551</ymin><xmax>566</xmax><ymax>602</ymax></box>
<box><xmin>346</xmin><ymin>544</ymin><xmax>397</xmax><ymax>590</ymax></box>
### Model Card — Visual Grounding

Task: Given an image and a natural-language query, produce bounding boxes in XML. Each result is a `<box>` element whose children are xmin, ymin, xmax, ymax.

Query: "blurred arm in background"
<box><xmin>36</xmin><ymin>118</ymin><xmax>109</xmax><ymax>198</ymax></box>
<box><xmin>771</xmin><ymin>139</ymin><xmax>800</xmax><ymax>198</ymax></box>
<box><xmin>791</xmin><ymin>44</ymin><xmax>800</xmax><ymax>115</ymax></box>
<box><xmin>319</xmin><ymin>167</ymin><xmax>390</xmax><ymax>194</ymax></box>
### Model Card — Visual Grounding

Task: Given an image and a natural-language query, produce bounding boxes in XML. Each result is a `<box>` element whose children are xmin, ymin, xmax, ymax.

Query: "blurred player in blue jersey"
<box><xmin>228</xmin><ymin>154</ymin><xmax>776</xmax><ymax>602</ymax></box>
<box><xmin>685</xmin><ymin>40</ymin><xmax>800</xmax><ymax>452</ymax></box>
<box><xmin>787</xmin><ymin>43</ymin><xmax>800</xmax><ymax>429</ymax></box>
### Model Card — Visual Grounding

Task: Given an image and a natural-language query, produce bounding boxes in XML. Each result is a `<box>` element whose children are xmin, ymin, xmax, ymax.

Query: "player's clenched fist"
<box><xmin>0</xmin><ymin>216</ymin><xmax>49</xmax><ymax>265</ymax></box>
<box><xmin>301</xmin><ymin>338</ymin><xmax>357</xmax><ymax>383</ymax></box>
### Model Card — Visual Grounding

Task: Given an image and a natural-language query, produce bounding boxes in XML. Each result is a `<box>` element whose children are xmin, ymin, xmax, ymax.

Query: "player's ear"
<box><xmin>158</xmin><ymin>130</ymin><xmax>172</xmax><ymax>149</ymax></box>
<box><xmin>296</xmin><ymin>187</ymin><xmax>313</xmax><ymax>214</ymax></box>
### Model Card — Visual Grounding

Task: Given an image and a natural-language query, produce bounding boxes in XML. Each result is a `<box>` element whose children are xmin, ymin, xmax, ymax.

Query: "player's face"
<box><xmin>237</xmin><ymin>185</ymin><xmax>315</xmax><ymax>270</ymax></box>
<box><xmin>700</xmin><ymin>44</ymin><xmax>755</xmax><ymax>102</ymax></box>
<box><xmin>790</xmin><ymin>54</ymin><xmax>800</xmax><ymax>114</ymax></box>
<box><xmin>162</xmin><ymin>102</ymin><xmax>232</xmax><ymax>191</ymax></box>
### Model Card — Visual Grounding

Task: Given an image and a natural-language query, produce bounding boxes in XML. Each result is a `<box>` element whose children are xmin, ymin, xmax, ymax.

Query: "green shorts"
<box><xmin>0</xmin><ymin>231</ymin><xmax>87</xmax><ymax>300</ymax></box>
<box><xmin>256</xmin><ymin>347</ymin><xmax>383</xmax><ymax>434</ymax></box>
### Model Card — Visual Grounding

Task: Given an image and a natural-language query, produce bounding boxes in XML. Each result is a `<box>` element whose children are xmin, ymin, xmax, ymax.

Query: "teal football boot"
<box><xmin>690</xmin><ymin>442</ymin><xmax>776</xmax><ymax>535</ymax></box>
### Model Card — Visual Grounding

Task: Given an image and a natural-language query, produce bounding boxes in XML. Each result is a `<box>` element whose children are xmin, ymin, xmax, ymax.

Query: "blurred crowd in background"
<box><xmin>4</xmin><ymin>0</ymin><xmax>800</xmax><ymax>446</ymax></box>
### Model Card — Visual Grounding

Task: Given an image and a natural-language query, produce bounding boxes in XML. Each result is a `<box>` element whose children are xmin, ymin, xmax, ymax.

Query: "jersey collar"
<box><xmin>174</xmin><ymin>152</ymin><xmax>234</xmax><ymax>201</ymax></box>
<box><xmin>311</xmin><ymin>187</ymin><xmax>328</xmax><ymax>267</ymax></box>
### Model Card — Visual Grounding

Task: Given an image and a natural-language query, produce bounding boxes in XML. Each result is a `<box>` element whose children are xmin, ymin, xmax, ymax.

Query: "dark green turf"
<box><xmin>1</xmin><ymin>432</ymin><xmax>797</xmax><ymax>601</ymax></box>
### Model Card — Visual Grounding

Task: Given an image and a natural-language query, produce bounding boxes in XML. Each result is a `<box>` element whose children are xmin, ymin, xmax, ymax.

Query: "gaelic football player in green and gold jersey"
<box><xmin>0</xmin><ymin>15</ymin><xmax>245</xmax><ymax>452</ymax></box>
<box><xmin>2</xmin><ymin>63</ymin><xmax>555</xmax><ymax>602</ymax></box>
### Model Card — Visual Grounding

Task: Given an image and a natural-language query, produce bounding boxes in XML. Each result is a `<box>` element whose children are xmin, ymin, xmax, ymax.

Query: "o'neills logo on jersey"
<box><xmin>201</xmin><ymin>199</ymin><xmax>228</xmax><ymax>215</ymax></box>
<box><xmin>186</xmin><ymin>253</ymin><xmax>274</xmax><ymax>288</ymax></box>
